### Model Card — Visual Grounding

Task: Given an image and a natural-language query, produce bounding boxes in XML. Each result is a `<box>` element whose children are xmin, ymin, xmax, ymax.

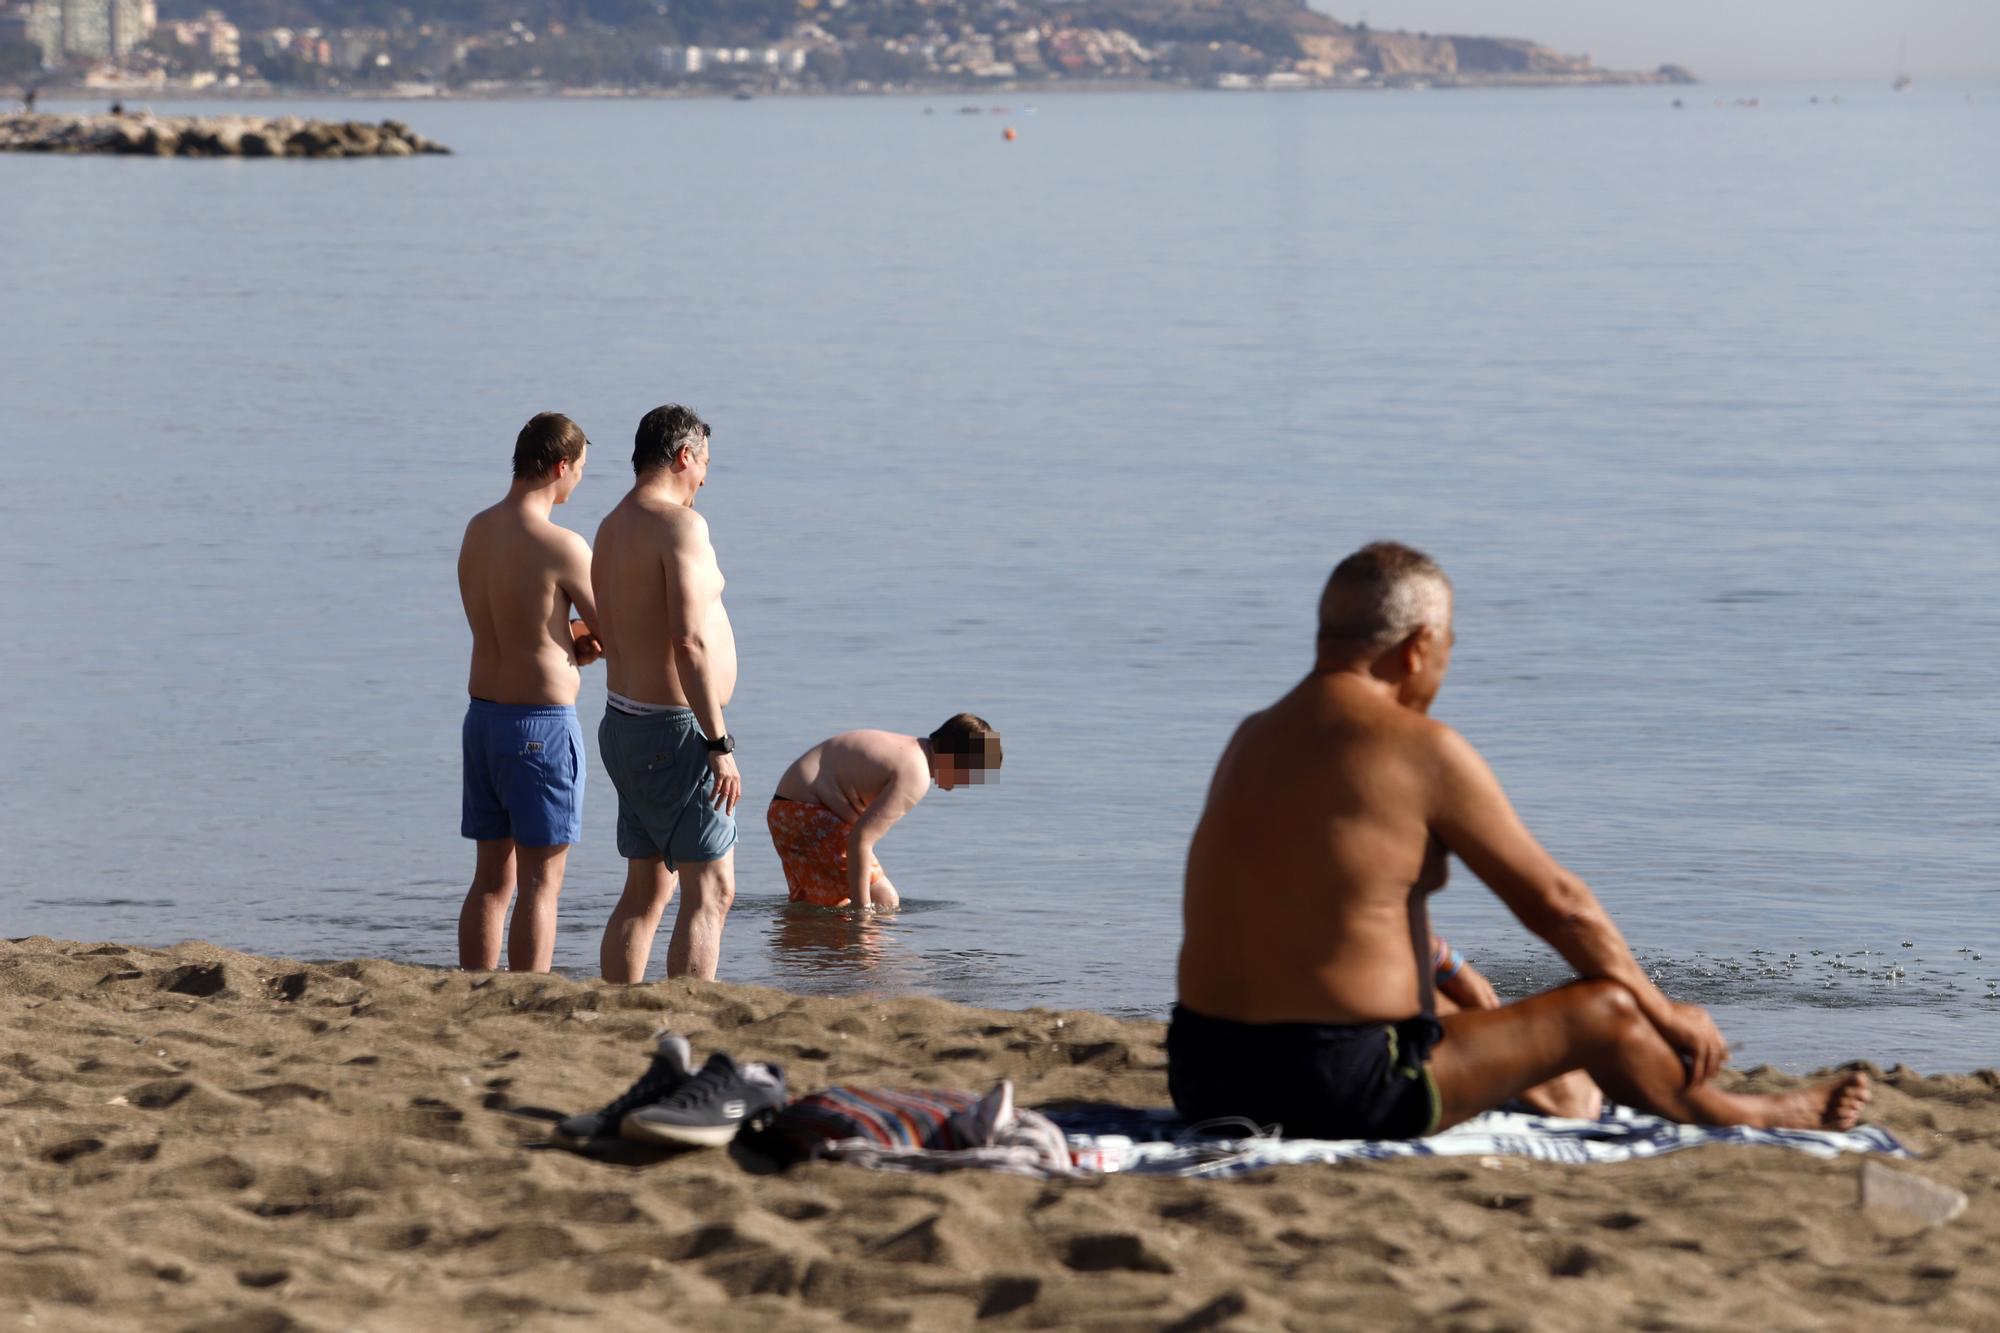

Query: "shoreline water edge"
<box><xmin>3</xmin><ymin>935</ymin><xmax>1995</xmax><ymax>1328</ymax></box>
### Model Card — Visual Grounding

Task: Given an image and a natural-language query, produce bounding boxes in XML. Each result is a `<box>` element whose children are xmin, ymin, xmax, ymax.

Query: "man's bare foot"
<box><xmin>1762</xmin><ymin>1071</ymin><xmax>1871</xmax><ymax>1131</ymax></box>
<box><xmin>1519</xmin><ymin>1069</ymin><xmax>1605</xmax><ymax>1121</ymax></box>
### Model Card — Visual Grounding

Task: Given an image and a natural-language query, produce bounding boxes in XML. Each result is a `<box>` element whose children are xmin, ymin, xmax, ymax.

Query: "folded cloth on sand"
<box><xmin>767</xmin><ymin>797</ymin><xmax>883</xmax><ymax>907</ymax></box>
<box><xmin>1049</xmin><ymin>1104</ymin><xmax>1912</xmax><ymax>1179</ymax></box>
<box><xmin>758</xmin><ymin>1081</ymin><xmax>1072</xmax><ymax>1177</ymax></box>
<box><xmin>758</xmin><ymin>1094</ymin><xmax>1911</xmax><ymax>1181</ymax></box>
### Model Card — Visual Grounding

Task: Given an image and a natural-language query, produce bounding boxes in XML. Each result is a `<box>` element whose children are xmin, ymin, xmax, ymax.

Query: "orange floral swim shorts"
<box><xmin>766</xmin><ymin>797</ymin><xmax>884</xmax><ymax>907</ymax></box>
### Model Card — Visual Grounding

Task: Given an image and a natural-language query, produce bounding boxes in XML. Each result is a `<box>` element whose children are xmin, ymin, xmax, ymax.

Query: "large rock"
<box><xmin>0</xmin><ymin>112</ymin><xmax>450</xmax><ymax>159</ymax></box>
<box><xmin>107</xmin><ymin>121</ymin><xmax>149</xmax><ymax>154</ymax></box>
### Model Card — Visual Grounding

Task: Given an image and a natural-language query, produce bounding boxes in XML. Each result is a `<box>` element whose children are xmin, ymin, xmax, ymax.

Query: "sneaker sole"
<box><xmin>619</xmin><ymin>1115</ymin><xmax>746</xmax><ymax>1148</ymax></box>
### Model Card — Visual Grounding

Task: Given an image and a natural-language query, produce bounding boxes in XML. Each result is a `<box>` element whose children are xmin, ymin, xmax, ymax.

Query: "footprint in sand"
<box><xmin>1546</xmin><ymin>1242</ymin><xmax>1622</xmax><ymax>1278</ymax></box>
<box><xmin>585</xmin><ymin>1258</ymin><xmax>660</xmax><ymax>1294</ymax></box>
<box><xmin>1058</xmin><ymin>1232</ymin><xmax>1176</xmax><ymax>1274</ymax></box>
<box><xmin>41</xmin><ymin>1136</ymin><xmax>104</xmax><ymax>1164</ymax></box>
<box><xmin>542</xmin><ymin>1188</ymin><xmax>648</xmax><ymax>1225</ymax></box>
<box><xmin>767</xmin><ymin>1198</ymin><xmax>832</xmax><ymax>1222</ymax></box>
<box><xmin>870</xmin><ymin>1214</ymin><xmax>958</xmax><ymax>1265</ymax></box>
<box><xmin>1157</xmin><ymin>1195</ymin><xmax>1260</xmax><ymax>1240</ymax></box>
<box><xmin>975</xmin><ymin>1276</ymin><xmax>1041</xmax><ymax>1318</ymax></box>
<box><xmin>150</xmin><ymin>1154</ymin><xmax>257</xmax><ymax>1192</ymax></box>
<box><xmin>359</xmin><ymin>1222</ymin><xmax>435</xmax><ymax>1253</ymax></box>
<box><xmin>233</xmin><ymin>1082</ymin><xmax>330</xmax><ymax>1106</ymax></box>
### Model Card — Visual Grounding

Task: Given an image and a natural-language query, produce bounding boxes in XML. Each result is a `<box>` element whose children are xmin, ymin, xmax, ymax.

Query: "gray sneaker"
<box><xmin>551</xmin><ymin>1032</ymin><xmax>695</xmax><ymax>1148</ymax></box>
<box><xmin>621</xmin><ymin>1052</ymin><xmax>787</xmax><ymax>1147</ymax></box>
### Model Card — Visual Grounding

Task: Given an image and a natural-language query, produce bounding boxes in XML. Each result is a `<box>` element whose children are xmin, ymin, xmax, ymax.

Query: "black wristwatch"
<box><xmin>703</xmin><ymin>733</ymin><xmax>735</xmax><ymax>755</ymax></box>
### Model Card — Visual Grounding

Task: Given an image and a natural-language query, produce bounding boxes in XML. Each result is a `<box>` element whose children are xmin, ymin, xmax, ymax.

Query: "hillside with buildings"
<box><xmin>0</xmin><ymin>0</ymin><xmax>1695</xmax><ymax>95</ymax></box>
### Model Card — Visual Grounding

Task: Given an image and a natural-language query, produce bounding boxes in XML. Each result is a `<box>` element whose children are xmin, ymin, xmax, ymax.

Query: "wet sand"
<box><xmin>3</xmin><ymin>937</ymin><xmax>1995</xmax><ymax>1330</ymax></box>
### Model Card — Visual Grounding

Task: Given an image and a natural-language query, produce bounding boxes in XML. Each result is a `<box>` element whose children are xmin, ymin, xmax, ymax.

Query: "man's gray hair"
<box><xmin>632</xmin><ymin>403</ymin><xmax>711</xmax><ymax>476</ymax></box>
<box><xmin>1317</xmin><ymin>541</ymin><xmax>1453</xmax><ymax>649</ymax></box>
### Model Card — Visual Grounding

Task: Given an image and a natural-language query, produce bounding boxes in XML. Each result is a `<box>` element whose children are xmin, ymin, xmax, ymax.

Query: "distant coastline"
<box><xmin>8</xmin><ymin>68</ymin><xmax>1694</xmax><ymax>104</ymax></box>
<box><xmin>4</xmin><ymin>0</ymin><xmax>1693</xmax><ymax>104</ymax></box>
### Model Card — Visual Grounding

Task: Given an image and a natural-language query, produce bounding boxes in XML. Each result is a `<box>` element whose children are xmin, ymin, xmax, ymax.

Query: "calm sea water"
<box><xmin>3</xmin><ymin>82</ymin><xmax>1996</xmax><ymax>1071</ymax></box>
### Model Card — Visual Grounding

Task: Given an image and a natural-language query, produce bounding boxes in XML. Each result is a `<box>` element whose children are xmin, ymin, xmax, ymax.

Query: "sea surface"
<box><xmin>3</xmin><ymin>81</ymin><xmax>1996</xmax><ymax>1072</ymax></box>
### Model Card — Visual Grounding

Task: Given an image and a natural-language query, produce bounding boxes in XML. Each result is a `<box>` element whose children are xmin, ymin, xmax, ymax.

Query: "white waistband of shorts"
<box><xmin>606</xmin><ymin>690</ymin><xmax>693</xmax><ymax>718</ymax></box>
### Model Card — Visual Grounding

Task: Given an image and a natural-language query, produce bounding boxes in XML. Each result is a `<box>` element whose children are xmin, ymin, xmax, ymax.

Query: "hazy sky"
<box><xmin>1319</xmin><ymin>2</ymin><xmax>2000</xmax><ymax>80</ymax></box>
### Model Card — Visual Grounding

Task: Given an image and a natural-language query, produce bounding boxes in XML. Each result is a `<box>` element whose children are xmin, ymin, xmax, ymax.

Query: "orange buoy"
<box><xmin>1002</xmin><ymin>127</ymin><xmax>1017</xmax><ymax>142</ymax></box>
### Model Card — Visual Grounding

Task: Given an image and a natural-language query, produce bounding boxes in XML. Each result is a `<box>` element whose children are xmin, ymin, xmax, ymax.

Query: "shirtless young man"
<box><xmin>1171</xmin><ymin>541</ymin><xmax>1870</xmax><ymax>1138</ymax></box>
<box><xmin>769</xmin><ymin>715</ymin><xmax>1002</xmax><ymax>910</ymax></box>
<box><xmin>456</xmin><ymin>412</ymin><xmax>602</xmax><ymax>973</ymax></box>
<box><xmin>591</xmin><ymin>405</ymin><xmax>742</xmax><ymax>983</ymax></box>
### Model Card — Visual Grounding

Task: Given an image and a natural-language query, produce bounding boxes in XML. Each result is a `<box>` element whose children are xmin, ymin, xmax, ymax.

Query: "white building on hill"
<box><xmin>27</xmin><ymin>0</ymin><xmax>154</xmax><ymax>62</ymax></box>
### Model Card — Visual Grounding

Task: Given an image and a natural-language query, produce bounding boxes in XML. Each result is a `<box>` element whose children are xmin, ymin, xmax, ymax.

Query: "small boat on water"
<box><xmin>1894</xmin><ymin>38</ymin><xmax>1912</xmax><ymax>91</ymax></box>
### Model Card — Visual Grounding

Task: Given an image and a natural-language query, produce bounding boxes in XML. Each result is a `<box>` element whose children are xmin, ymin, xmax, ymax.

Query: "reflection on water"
<box><xmin>1475</xmin><ymin>938</ymin><xmax>2000</xmax><ymax>1073</ymax></box>
<box><xmin>743</xmin><ymin>896</ymin><xmax>960</xmax><ymax>994</ymax></box>
<box><xmin>767</xmin><ymin>901</ymin><xmax>903</xmax><ymax>976</ymax></box>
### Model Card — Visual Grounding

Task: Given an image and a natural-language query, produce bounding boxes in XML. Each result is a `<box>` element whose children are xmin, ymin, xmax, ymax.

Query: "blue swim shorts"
<box><xmin>597</xmin><ymin>704</ymin><xmax>738</xmax><ymax>870</ymax></box>
<box><xmin>460</xmin><ymin>699</ymin><xmax>585</xmax><ymax>847</ymax></box>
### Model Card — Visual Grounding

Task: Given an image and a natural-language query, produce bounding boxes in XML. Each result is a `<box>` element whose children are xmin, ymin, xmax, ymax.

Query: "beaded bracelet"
<box><xmin>1432</xmin><ymin>935</ymin><xmax>1466</xmax><ymax>980</ymax></box>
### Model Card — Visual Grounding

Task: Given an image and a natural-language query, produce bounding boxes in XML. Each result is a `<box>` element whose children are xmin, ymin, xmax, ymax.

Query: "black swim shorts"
<box><xmin>1166</xmin><ymin>1003</ymin><xmax>1444</xmax><ymax>1139</ymax></box>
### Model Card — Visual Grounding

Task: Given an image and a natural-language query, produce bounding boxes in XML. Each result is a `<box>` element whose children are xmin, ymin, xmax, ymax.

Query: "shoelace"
<box><xmin>652</xmin><ymin>1064</ymin><xmax>750</xmax><ymax>1114</ymax></box>
<box><xmin>596</xmin><ymin>1058</ymin><xmax>688</xmax><ymax>1119</ymax></box>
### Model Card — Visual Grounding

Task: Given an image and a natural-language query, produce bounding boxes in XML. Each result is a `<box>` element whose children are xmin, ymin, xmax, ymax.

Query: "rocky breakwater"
<box><xmin>0</xmin><ymin>112</ymin><xmax>450</xmax><ymax>158</ymax></box>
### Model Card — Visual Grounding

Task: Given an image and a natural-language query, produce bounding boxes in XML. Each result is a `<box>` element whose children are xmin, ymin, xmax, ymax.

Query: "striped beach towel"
<box><xmin>1049</xmin><ymin>1103</ymin><xmax>1912</xmax><ymax>1178</ymax></box>
<box><xmin>769</xmin><ymin>1085</ymin><xmax>983</xmax><ymax>1159</ymax></box>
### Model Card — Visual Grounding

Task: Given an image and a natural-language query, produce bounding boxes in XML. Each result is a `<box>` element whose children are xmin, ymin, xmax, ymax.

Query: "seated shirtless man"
<box><xmin>769</xmin><ymin>715</ymin><xmax>1001</xmax><ymax>910</ymax></box>
<box><xmin>1171</xmin><ymin>541</ymin><xmax>1869</xmax><ymax>1138</ymax></box>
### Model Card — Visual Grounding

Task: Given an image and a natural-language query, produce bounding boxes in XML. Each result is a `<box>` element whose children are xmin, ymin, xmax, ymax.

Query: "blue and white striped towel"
<box><xmin>1048</xmin><ymin>1104</ymin><xmax>1909</xmax><ymax>1178</ymax></box>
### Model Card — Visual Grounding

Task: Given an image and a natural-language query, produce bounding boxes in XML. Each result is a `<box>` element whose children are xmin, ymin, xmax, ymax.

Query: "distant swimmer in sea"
<box><xmin>769</xmin><ymin>716</ymin><xmax>1003</xmax><ymax>910</ymax></box>
<box><xmin>455</xmin><ymin>412</ymin><xmax>602</xmax><ymax>974</ymax></box>
<box><xmin>1171</xmin><ymin>541</ymin><xmax>1870</xmax><ymax>1138</ymax></box>
<box><xmin>591</xmin><ymin>405</ymin><xmax>741</xmax><ymax>983</ymax></box>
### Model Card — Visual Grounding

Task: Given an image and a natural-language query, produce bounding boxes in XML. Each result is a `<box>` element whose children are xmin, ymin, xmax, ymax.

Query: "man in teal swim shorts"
<box><xmin>591</xmin><ymin>405</ymin><xmax>743</xmax><ymax>983</ymax></box>
<box><xmin>456</xmin><ymin>412</ymin><xmax>603</xmax><ymax>973</ymax></box>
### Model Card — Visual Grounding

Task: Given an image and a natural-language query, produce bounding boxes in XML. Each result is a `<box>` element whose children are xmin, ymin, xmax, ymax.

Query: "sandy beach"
<box><xmin>2</xmin><ymin>936</ymin><xmax>1994</xmax><ymax>1330</ymax></box>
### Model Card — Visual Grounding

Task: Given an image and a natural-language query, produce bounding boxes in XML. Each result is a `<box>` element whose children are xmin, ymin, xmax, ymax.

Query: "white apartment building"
<box><xmin>27</xmin><ymin>0</ymin><xmax>155</xmax><ymax>62</ymax></box>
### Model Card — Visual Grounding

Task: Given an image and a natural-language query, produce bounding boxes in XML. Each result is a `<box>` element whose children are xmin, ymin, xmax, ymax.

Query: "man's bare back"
<box><xmin>1180</xmin><ymin>674</ymin><xmax>1452</xmax><ymax>1027</ymax></box>
<box><xmin>768</xmin><ymin>717</ymin><xmax>1000</xmax><ymax>911</ymax></box>
<box><xmin>770</xmin><ymin>730</ymin><xmax>931</xmax><ymax>910</ymax></box>
<box><xmin>459</xmin><ymin>503</ymin><xmax>599</xmax><ymax>706</ymax></box>
<box><xmin>775</xmin><ymin>730</ymin><xmax>928</xmax><ymax>824</ymax></box>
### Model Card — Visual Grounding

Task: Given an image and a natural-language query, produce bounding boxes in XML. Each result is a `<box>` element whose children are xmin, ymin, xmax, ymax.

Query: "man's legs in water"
<box><xmin>666</xmin><ymin>850</ymin><xmax>735</xmax><ymax>980</ymax></box>
<box><xmin>601</xmin><ymin>856</ymin><xmax>676</xmax><ymax>983</ymax></box>
<box><xmin>507</xmin><ymin>844</ymin><xmax>569</xmax><ymax>974</ymax></box>
<box><xmin>459</xmin><ymin>838</ymin><xmax>517</xmax><ymax>970</ymax></box>
<box><xmin>1429</xmin><ymin>980</ymin><xmax>1869</xmax><ymax>1132</ymax></box>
